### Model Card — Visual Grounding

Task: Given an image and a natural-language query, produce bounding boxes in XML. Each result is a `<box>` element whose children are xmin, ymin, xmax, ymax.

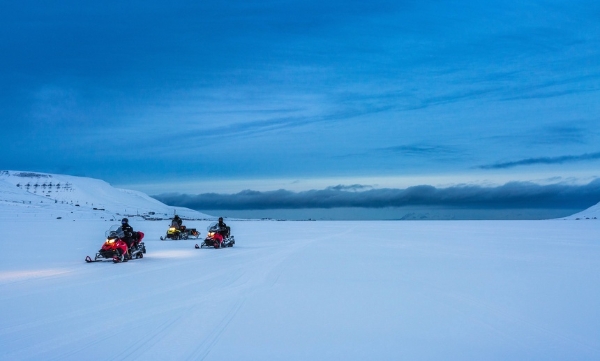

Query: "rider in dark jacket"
<box><xmin>171</xmin><ymin>215</ymin><xmax>183</xmax><ymax>229</ymax></box>
<box><xmin>121</xmin><ymin>218</ymin><xmax>137</xmax><ymax>252</ymax></box>
<box><xmin>217</xmin><ymin>217</ymin><xmax>230</xmax><ymax>238</ymax></box>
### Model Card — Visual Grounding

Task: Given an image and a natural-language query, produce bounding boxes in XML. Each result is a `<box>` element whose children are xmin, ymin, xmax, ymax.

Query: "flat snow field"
<box><xmin>1</xmin><ymin>219</ymin><xmax>599</xmax><ymax>360</ymax></box>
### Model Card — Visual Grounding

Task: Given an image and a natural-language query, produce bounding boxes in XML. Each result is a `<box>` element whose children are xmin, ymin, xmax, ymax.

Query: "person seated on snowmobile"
<box><xmin>171</xmin><ymin>215</ymin><xmax>183</xmax><ymax>230</ymax></box>
<box><xmin>120</xmin><ymin>218</ymin><xmax>137</xmax><ymax>252</ymax></box>
<box><xmin>217</xmin><ymin>217</ymin><xmax>230</xmax><ymax>238</ymax></box>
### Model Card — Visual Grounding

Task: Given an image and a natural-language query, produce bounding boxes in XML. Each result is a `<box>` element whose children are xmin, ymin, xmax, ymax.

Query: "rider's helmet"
<box><xmin>121</xmin><ymin>218</ymin><xmax>129</xmax><ymax>225</ymax></box>
<box><xmin>218</xmin><ymin>217</ymin><xmax>223</xmax><ymax>222</ymax></box>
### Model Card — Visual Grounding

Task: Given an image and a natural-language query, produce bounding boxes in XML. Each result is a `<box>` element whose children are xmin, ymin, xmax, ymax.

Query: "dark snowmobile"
<box><xmin>160</xmin><ymin>226</ymin><xmax>200</xmax><ymax>240</ymax></box>
<box><xmin>160</xmin><ymin>222</ymin><xmax>200</xmax><ymax>240</ymax></box>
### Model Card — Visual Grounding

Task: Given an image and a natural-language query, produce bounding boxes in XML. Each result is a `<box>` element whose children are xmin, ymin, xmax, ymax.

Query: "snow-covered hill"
<box><xmin>0</xmin><ymin>170</ymin><xmax>212</xmax><ymax>221</ymax></box>
<box><xmin>564</xmin><ymin>201</ymin><xmax>600</xmax><ymax>220</ymax></box>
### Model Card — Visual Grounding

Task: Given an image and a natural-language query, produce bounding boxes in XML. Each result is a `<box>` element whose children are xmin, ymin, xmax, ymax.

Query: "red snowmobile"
<box><xmin>86</xmin><ymin>225</ymin><xmax>146</xmax><ymax>263</ymax></box>
<box><xmin>195</xmin><ymin>222</ymin><xmax>235</xmax><ymax>249</ymax></box>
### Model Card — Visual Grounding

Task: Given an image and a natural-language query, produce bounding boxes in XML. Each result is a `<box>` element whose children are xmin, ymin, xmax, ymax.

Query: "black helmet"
<box><xmin>218</xmin><ymin>217</ymin><xmax>223</xmax><ymax>222</ymax></box>
<box><xmin>121</xmin><ymin>218</ymin><xmax>129</xmax><ymax>224</ymax></box>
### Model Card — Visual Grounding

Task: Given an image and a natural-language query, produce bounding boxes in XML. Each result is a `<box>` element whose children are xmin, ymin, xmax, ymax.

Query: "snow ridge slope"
<box><xmin>566</xmin><ymin>202</ymin><xmax>600</xmax><ymax>220</ymax></box>
<box><xmin>0</xmin><ymin>170</ymin><xmax>211</xmax><ymax>221</ymax></box>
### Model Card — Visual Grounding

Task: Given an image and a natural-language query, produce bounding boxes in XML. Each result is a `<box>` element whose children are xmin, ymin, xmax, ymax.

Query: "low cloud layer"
<box><xmin>154</xmin><ymin>179</ymin><xmax>600</xmax><ymax>210</ymax></box>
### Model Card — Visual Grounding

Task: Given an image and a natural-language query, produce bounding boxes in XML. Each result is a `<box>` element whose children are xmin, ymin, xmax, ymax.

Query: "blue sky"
<box><xmin>2</xmin><ymin>0</ymin><xmax>600</xmax><ymax>217</ymax></box>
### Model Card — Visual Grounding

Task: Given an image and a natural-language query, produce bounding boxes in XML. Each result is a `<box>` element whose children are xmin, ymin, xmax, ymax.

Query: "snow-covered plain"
<box><xmin>1</xmin><ymin>172</ymin><xmax>600</xmax><ymax>360</ymax></box>
<box><xmin>2</xmin><ymin>219</ymin><xmax>600</xmax><ymax>360</ymax></box>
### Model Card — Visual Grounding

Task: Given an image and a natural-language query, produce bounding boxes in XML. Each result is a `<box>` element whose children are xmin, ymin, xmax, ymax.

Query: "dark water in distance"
<box><xmin>200</xmin><ymin>207</ymin><xmax>583</xmax><ymax>221</ymax></box>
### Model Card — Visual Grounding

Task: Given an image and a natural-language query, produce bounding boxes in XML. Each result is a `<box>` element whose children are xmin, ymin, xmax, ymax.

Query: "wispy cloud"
<box><xmin>380</xmin><ymin>144</ymin><xmax>463</xmax><ymax>158</ymax></box>
<box><xmin>478</xmin><ymin>151</ymin><xmax>600</xmax><ymax>169</ymax></box>
<box><xmin>154</xmin><ymin>179</ymin><xmax>600</xmax><ymax>210</ymax></box>
<box><xmin>535</xmin><ymin>125</ymin><xmax>591</xmax><ymax>145</ymax></box>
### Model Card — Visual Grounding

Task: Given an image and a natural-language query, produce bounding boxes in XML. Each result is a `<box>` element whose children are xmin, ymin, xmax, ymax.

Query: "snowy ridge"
<box><xmin>565</xmin><ymin>201</ymin><xmax>600</xmax><ymax>220</ymax></box>
<box><xmin>0</xmin><ymin>170</ymin><xmax>212</xmax><ymax>221</ymax></box>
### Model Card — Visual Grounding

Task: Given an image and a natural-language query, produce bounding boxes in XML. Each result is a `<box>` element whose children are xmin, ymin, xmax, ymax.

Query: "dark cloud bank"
<box><xmin>154</xmin><ymin>179</ymin><xmax>600</xmax><ymax>218</ymax></box>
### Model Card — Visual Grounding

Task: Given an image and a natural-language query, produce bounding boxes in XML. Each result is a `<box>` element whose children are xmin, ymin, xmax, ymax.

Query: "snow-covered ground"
<box><xmin>1</xmin><ymin>218</ymin><xmax>599</xmax><ymax>360</ymax></box>
<box><xmin>1</xmin><ymin>171</ymin><xmax>600</xmax><ymax>360</ymax></box>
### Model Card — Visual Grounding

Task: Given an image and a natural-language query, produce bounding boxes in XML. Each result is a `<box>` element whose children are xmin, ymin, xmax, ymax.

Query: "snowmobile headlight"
<box><xmin>208</xmin><ymin>232</ymin><xmax>214</xmax><ymax>237</ymax></box>
<box><xmin>169</xmin><ymin>227</ymin><xmax>176</xmax><ymax>231</ymax></box>
<box><xmin>106</xmin><ymin>238</ymin><xmax>115</xmax><ymax>244</ymax></box>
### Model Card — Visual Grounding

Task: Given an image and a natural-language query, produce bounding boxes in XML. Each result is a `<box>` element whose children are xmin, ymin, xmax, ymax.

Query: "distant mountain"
<box><xmin>0</xmin><ymin>170</ymin><xmax>212</xmax><ymax>221</ymax></box>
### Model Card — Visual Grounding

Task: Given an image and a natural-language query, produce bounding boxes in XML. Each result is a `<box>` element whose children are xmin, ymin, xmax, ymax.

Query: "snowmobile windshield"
<box><xmin>105</xmin><ymin>225</ymin><xmax>125</xmax><ymax>239</ymax></box>
<box><xmin>207</xmin><ymin>222</ymin><xmax>221</xmax><ymax>232</ymax></box>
